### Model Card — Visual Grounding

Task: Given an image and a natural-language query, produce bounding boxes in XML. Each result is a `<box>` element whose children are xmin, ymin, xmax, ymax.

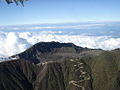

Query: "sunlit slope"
<box><xmin>91</xmin><ymin>49</ymin><xmax>120</xmax><ymax>90</ymax></box>
<box><xmin>0</xmin><ymin>42</ymin><xmax>120</xmax><ymax>90</ymax></box>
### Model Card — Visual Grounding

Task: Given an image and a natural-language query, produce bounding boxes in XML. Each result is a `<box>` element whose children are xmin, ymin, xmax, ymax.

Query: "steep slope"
<box><xmin>0</xmin><ymin>57</ymin><xmax>93</xmax><ymax>90</ymax></box>
<box><xmin>13</xmin><ymin>42</ymin><xmax>96</xmax><ymax>64</ymax></box>
<box><xmin>0</xmin><ymin>60</ymin><xmax>35</xmax><ymax>90</ymax></box>
<box><xmin>91</xmin><ymin>49</ymin><xmax>120</xmax><ymax>90</ymax></box>
<box><xmin>0</xmin><ymin>42</ymin><xmax>120</xmax><ymax>90</ymax></box>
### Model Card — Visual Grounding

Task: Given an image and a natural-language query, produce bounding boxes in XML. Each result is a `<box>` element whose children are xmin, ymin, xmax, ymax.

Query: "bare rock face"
<box><xmin>13</xmin><ymin>42</ymin><xmax>93</xmax><ymax>64</ymax></box>
<box><xmin>0</xmin><ymin>58</ymin><xmax>93</xmax><ymax>90</ymax></box>
<box><xmin>0</xmin><ymin>42</ymin><xmax>120</xmax><ymax>90</ymax></box>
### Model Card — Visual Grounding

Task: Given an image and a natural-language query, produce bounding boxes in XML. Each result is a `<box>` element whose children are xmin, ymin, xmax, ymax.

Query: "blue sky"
<box><xmin>0</xmin><ymin>0</ymin><xmax>120</xmax><ymax>58</ymax></box>
<box><xmin>0</xmin><ymin>0</ymin><xmax>120</xmax><ymax>25</ymax></box>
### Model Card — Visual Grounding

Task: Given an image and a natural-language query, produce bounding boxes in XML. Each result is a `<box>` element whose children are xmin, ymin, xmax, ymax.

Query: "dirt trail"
<box><xmin>69</xmin><ymin>59</ymin><xmax>91</xmax><ymax>90</ymax></box>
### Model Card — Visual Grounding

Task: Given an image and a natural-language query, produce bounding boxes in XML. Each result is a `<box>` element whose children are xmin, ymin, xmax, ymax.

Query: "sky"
<box><xmin>0</xmin><ymin>0</ymin><xmax>120</xmax><ymax>58</ymax></box>
<box><xmin>0</xmin><ymin>0</ymin><xmax>120</xmax><ymax>25</ymax></box>
<box><xmin>0</xmin><ymin>22</ymin><xmax>120</xmax><ymax>58</ymax></box>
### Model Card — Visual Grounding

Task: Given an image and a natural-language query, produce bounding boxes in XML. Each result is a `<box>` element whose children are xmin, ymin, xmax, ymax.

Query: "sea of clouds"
<box><xmin>0</xmin><ymin>30</ymin><xmax>120</xmax><ymax>57</ymax></box>
<box><xmin>0</xmin><ymin>22</ymin><xmax>120</xmax><ymax>58</ymax></box>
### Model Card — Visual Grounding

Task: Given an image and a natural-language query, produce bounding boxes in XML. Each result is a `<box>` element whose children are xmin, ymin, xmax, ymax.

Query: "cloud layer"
<box><xmin>0</xmin><ymin>23</ymin><xmax>106</xmax><ymax>31</ymax></box>
<box><xmin>0</xmin><ymin>31</ymin><xmax>120</xmax><ymax>57</ymax></box>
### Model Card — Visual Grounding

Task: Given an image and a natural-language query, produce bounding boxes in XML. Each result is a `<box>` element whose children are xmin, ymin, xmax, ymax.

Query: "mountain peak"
<box><xmin>0</xmin><ymin>42</ymin><xmax>120</xmax><ymax>90</ymax></box>
<box><xmin>12</xmin><ymin>42</ymin><xmax>92</xmax><ymax>64</ymax></box>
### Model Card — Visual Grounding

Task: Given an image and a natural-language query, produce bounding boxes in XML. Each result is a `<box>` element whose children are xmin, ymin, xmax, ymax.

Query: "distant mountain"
<box><xmin>0</xmin><ymin>42</ymin><xmax>120</xmax><ymax>90</ymax></box>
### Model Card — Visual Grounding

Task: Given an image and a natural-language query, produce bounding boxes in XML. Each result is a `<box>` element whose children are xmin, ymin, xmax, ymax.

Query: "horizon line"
<box><xmin>1</xmin><ymin>20</ymin><xmax>120</xmax><ymax>27</ymax></box>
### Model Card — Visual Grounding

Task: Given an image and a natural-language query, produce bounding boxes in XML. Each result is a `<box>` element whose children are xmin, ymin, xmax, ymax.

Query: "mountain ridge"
<box><xmin>0</xmin><ymin>42</ymin><xmax>120</xmax><ymax>90</ymax></box>
<box><xmin>12</xmin><ymin>41</ymin><xmax>100</xmax><ymax>64</ymax></box>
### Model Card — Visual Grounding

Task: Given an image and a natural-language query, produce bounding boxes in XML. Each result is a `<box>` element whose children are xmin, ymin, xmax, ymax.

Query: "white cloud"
<box><xmin>0</xmin><ymin>23</ymin><xmax>106</xmax><ymax>31</ymax></box>
<box><xmin>0</xmin><ymin>32</ymin><xmax>31</xmax><ymax>57</ymax></box>
<box><xmin>0</xmin><ymin>31</ymin><xmax>120</xmax><ymax>58</ymax></box>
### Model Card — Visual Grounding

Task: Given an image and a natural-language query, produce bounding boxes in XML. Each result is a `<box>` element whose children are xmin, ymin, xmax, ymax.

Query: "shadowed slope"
<box><xmin>0</xmin><ymin>42</ymin><xmax>120</xmax><ymax>90</ymax></box>
<box><xmin>13</xmin><ymin>42</ymin><xmax>95</xmax><ymax>64</ymax></box>
<box><xmin>0</xmin><ymin>60</ymin><xmax>35</xmax><ymax>90</ymax></box>
<box><xmin>0</xmin><ymin>57</ymin><xmax>93</xmax><ymax>90</ymax></box>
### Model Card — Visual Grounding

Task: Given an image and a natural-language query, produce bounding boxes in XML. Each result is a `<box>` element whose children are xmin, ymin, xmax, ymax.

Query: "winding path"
<box><xmin>69</xmin><ymin>58</ymin><xmax>91</xmax><ymax>90</ymax></box>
